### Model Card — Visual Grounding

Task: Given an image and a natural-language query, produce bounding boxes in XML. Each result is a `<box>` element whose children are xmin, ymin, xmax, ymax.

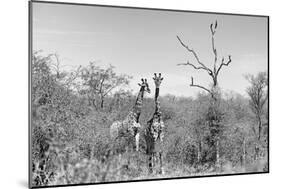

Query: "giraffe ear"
<box><xmin>161</xmin><ymin>77</ymin><xmax>164</xmax><ymax>81</ymax></box>
<box><xmin>138</xmin><ymin>83</ymin><xmax>142</xmax><ymax>86</ymax></box>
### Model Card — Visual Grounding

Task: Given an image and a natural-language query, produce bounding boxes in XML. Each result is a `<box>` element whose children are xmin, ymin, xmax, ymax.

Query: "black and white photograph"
<box><xmin>29</xmin><ymin>1</ymin><xmax>269</xmax><ymax>188</ymax></box>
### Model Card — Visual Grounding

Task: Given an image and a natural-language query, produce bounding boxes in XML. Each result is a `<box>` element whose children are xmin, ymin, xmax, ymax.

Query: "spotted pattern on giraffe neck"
<box><xmin>132</xmin><ymin>86</ymin><xmax>145</xmax><ymax>122</ymax></box>
<box><xmin>154</xmin><ymin>87</ymin><xmax>160</xmax><ymax>114</ymax></box>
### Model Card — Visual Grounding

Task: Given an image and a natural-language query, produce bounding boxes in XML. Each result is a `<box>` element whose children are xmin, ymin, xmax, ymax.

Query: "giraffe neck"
<box><xmin>132</xmin><ymin>87</ymin><xmax>145</xmax><ymax>122</ymax></box>
<box><xmin>154</xmin><ymin>87</ymin><xmax>160</xmax><ymax>114</ymax></box>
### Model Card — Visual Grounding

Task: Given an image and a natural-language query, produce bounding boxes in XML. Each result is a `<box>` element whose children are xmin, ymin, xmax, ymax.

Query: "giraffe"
<box><xmin>145</xmin><ymin>73</ymin><xmax>165</xmax><ymax>174</ymax></box>
<box><xmin>110</xmin><ymin>78</ymin><xmax>150</xmax><ymax>152</ymax></box>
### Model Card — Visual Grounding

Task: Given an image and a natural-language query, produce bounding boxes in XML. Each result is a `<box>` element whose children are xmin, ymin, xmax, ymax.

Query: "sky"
<box><xmin>32</xmin><ymin>2</ymin><xmax>268</xmax><ymax>98</ymax></box>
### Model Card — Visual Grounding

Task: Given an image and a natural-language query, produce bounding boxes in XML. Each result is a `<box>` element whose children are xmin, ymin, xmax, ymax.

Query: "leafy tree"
<box><xmin>108</xmin><ymin>89</ymin><xmax>134</xmax><ymax>112</ymax></box>
<box><xmin>32</xmin><ymin>51</ymin><xmax>55</xmax><ymax>106</ymax></box>
<box><xmin>245</xmin><ymin>72</ymin><xmax>268</xmax><ymax>159</ymax></box>
<box><xmin>80</xmin><ymin>62</ymin><xmax>132</xmax><ymax>110</ymax></box>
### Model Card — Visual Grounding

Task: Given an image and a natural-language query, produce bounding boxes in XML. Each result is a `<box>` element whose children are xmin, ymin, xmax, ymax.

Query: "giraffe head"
<box><xmin>138</xmin><ymin>78</ymin><xmax>151</xmax><ymax>93</ymax></box>
<box><xmin>153</xmin><ymin>73</ymin><xmax>164</xmax><ymax>88</ymax></box>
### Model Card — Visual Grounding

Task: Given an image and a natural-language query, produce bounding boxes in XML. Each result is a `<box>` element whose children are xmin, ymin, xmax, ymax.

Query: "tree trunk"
<box><xmin>254</xmin><ymin>116</ymin><xmax>262</xmax><ymax>160</ymax></box>
<box><xmin>197</xmin><ymin>141</ymin><xmax>202</xmax><ymax>163</ymax></box>
<box><xmin>258</xmin><ymin>116</ymin><xmax>262</xmax><ymax>141</ymax></box>
<box><xmin>241</xmin><ymin>138</ymin><xmax>246</xmax><ymax>167</ymax></box>
<box><xmin>100</xmin><ymin>97</ymin><xmax>104</xmax><ymax>109</ymax></box>
<box><xmin>254</xmin><ymin>145</ymin><xmax>259</xmax><ymax>160</ymax></box>
<box><xmin>216</xmin><ymin>139</ymin><xmax>220</xmax><ymax>168</ymax></box>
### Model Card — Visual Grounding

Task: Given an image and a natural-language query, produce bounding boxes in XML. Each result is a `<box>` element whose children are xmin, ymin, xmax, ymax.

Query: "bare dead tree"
<box><xmin>177</xmin><ymin>21</ymin><xmax>232</xmax><ymax>167</ymax></box>
<box><xmin>177</xmin><ymin>20</ymin><xmax>231</xmax><ymax>96</ymax></box>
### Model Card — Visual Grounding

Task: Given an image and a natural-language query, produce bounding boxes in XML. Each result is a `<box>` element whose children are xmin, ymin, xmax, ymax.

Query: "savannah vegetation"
<box><xmin>31</xmin><ymin>22</ymin><xmax>268</xmax><ymax>187</ymax></box>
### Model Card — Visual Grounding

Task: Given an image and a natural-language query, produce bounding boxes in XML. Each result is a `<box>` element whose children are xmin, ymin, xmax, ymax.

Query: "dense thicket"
<box><xmin>31</xmin><ymin>52</ymin><xmax>268</xmax><ymax>186</ymax></box>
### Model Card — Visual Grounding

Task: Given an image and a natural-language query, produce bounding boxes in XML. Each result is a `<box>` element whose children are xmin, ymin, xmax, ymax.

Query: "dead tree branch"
<box><xmin>177</xmin><ymin>35</ymin><xmax>212</xmax><ymax>74</ymax></box>
<box><xmin>216</xmin><ymin>55</ymin><xmax>232</xmax><ymax>76</ymax></box>
<box><xmin>177</xmin><ymin>61</ymin><xmax>206</xmax><ymax>71</ymax></box>
<box><xmin>210</xmin><ymin>20</ymin><xmax>217</xmax><ymax>35</ymax></box>
<box><xmin>210</xmin><ymin>20</ymin><xmax>218</xmax><ymax>70</ymax></box>
<box><xmin>190</xmin><ymin>77</ymin><xmax>212</xmax><ymax>95</ymax></box>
